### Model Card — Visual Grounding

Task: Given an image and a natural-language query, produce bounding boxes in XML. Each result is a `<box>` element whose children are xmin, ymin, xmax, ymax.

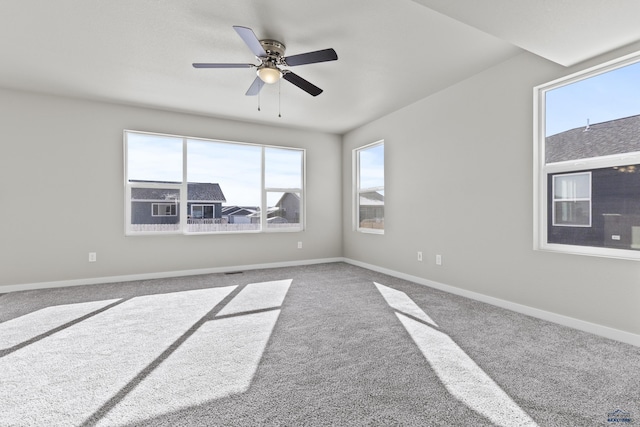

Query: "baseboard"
<box><xmin>343</xmin><ymin>258</ymin><xmax>640</xmax><ymax>348</ymax></box>
<box><xmin>0</xmin><ymin>257</ymin><xmax>344</xmax><ymax>294</ymax></box>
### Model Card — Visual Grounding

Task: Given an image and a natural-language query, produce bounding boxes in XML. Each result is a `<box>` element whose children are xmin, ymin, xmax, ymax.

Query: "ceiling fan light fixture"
<box><xmin>257</xmin><ymin>65</ymin><xmax>282</xmax><ymax>84</ymax></box>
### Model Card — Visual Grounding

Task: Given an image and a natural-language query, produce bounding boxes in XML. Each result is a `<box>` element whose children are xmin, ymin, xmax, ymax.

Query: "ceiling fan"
<box><xmin>193</xmin><ymin>26</ymin><xmax>338</xmax><ymax>97</ymax></box>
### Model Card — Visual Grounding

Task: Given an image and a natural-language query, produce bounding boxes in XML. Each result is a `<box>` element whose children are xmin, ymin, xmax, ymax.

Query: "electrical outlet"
<box><xmin>417</xmin><ymin>251</ymin><xmax>423</xmax><ymax>261</ymax></box>
<box><xmin>88</xmin><ymin>252</ymin><xmax>97</xmax><ymax>262</ymax></box>
<box><xmin>297</xmin><ymin>241</ymin><xmax>302</xmax><ymax>249</ymax></box>
<box><xmin>435</xmin><ymin>254</ymin><xmax>442</xmax><ymax>265</ymax></box>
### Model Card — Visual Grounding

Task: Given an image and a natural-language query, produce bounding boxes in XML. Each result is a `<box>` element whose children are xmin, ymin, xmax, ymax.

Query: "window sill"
<box><xmin>357</xmin><ymin>228</ymin><xmax>384</xmax><ymax>235</ymax></box>
<box><xmin>536</xmin><ymin>243</ymin><xmax>640</xmax><ymax>261</ymax></box>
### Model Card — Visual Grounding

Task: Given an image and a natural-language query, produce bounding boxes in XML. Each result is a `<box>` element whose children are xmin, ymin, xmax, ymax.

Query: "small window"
<box><xmin>191</xmin><ymin>205</ymin><xmax>214</xmax><ymax>219</ymax></box>
<box><xmin>153</xmin><ymin>203</ymin><xmax>177</xmax><ymax>217</ymax></box>
<box><xmin>354</xmin><ymin>141</ymin><xmax>384</xmax><ymax>233</ymax></box>
<box><xmin>534</xmin><ymin>51</ymin><xmax>640</xmax><ymax>259</ymax></box>
<box><xmin>552</xmin><ymin>172</ymin><xmax>591</xmax><ymax>227</ymax></box>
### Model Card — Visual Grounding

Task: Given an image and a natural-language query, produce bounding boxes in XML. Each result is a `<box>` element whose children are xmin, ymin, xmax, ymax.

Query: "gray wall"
<box><xmin>0</xmin><ymin>88</ymin><xmax>342</xmax><ymax>287</ymax></box>
<box><xmin>342</xmin><ymin>49</ymin><xmax>640</xmax><ymax>337</ymax></box>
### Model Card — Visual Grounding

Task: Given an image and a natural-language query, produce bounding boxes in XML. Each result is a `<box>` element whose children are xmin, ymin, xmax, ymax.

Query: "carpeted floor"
<box><xmin>0</xmin><ymin>262</ymin><xmax>638</xmax><ymax>426</ymax></box>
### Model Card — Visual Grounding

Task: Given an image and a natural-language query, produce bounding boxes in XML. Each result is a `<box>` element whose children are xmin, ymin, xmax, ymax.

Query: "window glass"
<box><xmin>266</xmin><ymin>191</ymin><xmax>301</xmax><ymax>230</ymax></box>
<box><xmin>536</xmin><ymin>54</ymin><xmax>640</xmax><ymax>258</ymax></box>
<box><xmin>553</xmin><ymin>174</ymin><xmax>590</xmax><ymax>200</ymax></box>
<box><xmin>127</xmin><ymin>133</ymin><xmax>183</xmax><ymax>182</ymax></box>
<box><xmin>124</xmin><ymin>131</ymin><xmax>304</xmax><ymax>235</ymax></box>
<box><xmin>265</xmin><ymin>147</ymin><xmax>302</xmax><ymax>189</ymax></box>
<box><xmin>358</xmin><ymin>143</ymin><xmax>384</xmax><ymax>189</ymax></box>
<box><xmin>153</xmin><ymin>203</ymin><xmax>177</xmax><ymax>217</ymax></box>
<box><xmin>186</xmin><ymin>140</ymin><xmax>261</xmax><ymax>232</ymax></box>
<box><xmin>130</xmin><ymin>188</ymin><xmax>180</xmax><ymax>232</ymax></box>
<box><xmin>355</xmin><ymin>142</ymin><xmax>384</xmax><ymax>233</ymax></box>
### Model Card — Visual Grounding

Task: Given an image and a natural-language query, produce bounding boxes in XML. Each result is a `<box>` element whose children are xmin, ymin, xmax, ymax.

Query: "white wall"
<box><xmin>343</xmin><ymin>49</ymin><xmax>640</xmax><ymax>338</ymax></box>
<box><xmin>0</xmin><ymin>88</ymin><xmax>342</xmax><ymax>288</ymax></box>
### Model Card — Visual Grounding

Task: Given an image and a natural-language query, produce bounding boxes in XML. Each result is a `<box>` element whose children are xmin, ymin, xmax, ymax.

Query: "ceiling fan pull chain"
<box><xmin>278</xmin><ymin>79</ymin><xmax>282</xmax><ymax>118</ymax></box>
<box><xmin>257</xmin><ymin>92</ymin><xmax>261</xmax><ymax>112</ymax></box>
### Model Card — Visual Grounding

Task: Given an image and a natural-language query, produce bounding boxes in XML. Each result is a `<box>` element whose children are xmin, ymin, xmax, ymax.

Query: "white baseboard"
<box><xmin>0</xmin><ymin>257</ymin><xmax>344</xmax><ymax>294</ymax></box>
<box><xmin>343</xmin><ymin>258</ymin><xmax>640</xmax><ymax>348</ymax></box>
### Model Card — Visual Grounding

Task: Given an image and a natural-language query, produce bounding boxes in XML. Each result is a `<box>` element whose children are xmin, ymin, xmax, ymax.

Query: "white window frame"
<box><xmin>124</xmin><ymin>130</ymin><xmax>305</xmax><ymax>236</ymax></box>
<box><xmin>534</xmin><ymin>50</ymin><xmax>640</xmax><ymax>260</ymax></box>
<box><xmin>353</xmin><ymin>140</ymin><xmax>384</xmax><ymax>234</ymax></box>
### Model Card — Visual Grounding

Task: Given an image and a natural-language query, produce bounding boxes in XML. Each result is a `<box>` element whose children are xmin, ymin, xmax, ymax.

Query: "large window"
<box><xmin>354</xmin><ymin>141</ymin><xmax>384</xmax><ymax>233</ymax></box>
<box><xmin>124</xmin><ymin>131</ymin><xmax>304</xmax><ymax>235</ymax></box>
<box><xmin>534</xmin><ymin>52</ymin><xmax>640</xmax><ymax>259</ymax></box>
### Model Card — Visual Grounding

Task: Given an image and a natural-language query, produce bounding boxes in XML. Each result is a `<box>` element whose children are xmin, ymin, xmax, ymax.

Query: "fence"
<box><xmin>130</xmin><ymin>222</ymin><xmax>301</xmax><ymax>233</ymax></box>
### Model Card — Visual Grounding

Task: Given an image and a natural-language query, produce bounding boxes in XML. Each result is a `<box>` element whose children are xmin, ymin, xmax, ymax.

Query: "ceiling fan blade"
<box><xmin>193</xmin><ymin>63</ymin><xmax>254</xmax><ymax>69</ymax></box>
<box><xmin>282</xmin><ymin>72</ymin><xmax>323</xmax><ymax>96</ymax></box>
<box><xmin>233</xmin><ymin>26</ymin><xmax>267</xmax><ymax>58</ymax></box>
<box><xmin>245</xmin><ymin>76</ymin><xmax>265</xmax><ymax>96</ymax></box>
<box><xmin>283</xmin><ymin>48</ymin><xmax>338</xmax><ymax>66</ymax></box>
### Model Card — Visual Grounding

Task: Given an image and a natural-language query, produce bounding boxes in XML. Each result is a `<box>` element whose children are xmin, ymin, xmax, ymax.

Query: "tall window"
<box><xmin>354</xmin><ymin>141</ymin><xmax>384</xmax><ymax>233</ymax></box>
<box><xmin>124</xmin><ymin>131</ymin><xmax>304</xmax><ymax>235</ymax></box>
<box><xmin>534</xmin><ymin>52</ymin><xmax>640</xmax><ymax>259</ymax></box>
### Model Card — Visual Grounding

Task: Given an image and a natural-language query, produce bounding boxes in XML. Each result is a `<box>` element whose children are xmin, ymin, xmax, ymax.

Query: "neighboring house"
<box><xmin>221</xmin><ymin>206</ymin><xmax>258</xmax><ymax>224</ymax></box>
<box><xmin>248</xmin><ymin>207</ymin><xmax>279</xmax><ymax>224</ymax></box>
<box><xmin>359</xmin><ymin>191</ymin><xmax>384</xmax><ymax>228</ymax></box>
<box><xmin>234</xmin><ymin>193</ymin><xmax>302</xmax><ymax>225</ymax></box>
<box><xmin>546</xmin><ymin>115</ymin><xmax>640</xmax><ymax>249</ymax></box>
<box><xmin>275</xmin><ymin>192</ymin><xmax>301</xmax><ymax>224</ymax></box>
<box><xmin>131</xmin><ymin>182</ymin><xmax>226</xmax><ymax>225</ymax></box>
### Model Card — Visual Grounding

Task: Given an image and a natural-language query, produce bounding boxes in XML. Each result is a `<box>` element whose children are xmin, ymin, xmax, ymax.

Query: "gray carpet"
<box><xmin>0</xmin><ymin>262</ymin><xmax>638</xmax><ymax>426</ymax></box>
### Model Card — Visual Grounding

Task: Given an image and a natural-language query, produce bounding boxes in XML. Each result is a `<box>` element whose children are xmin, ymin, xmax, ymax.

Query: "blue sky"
<box><xmin>359</xmin><ymin>143</ymin><xmax>384</xmax><ymax>190</ymax></box>
<box><xmin>545</xmin><ymin>60</ymin><xmax>640</xmax><ymax>137</ymax></box>
<box><xmin>127</xmin><ymin>133</ymin><xmax>303</xmax><ymax>206</ymax></box>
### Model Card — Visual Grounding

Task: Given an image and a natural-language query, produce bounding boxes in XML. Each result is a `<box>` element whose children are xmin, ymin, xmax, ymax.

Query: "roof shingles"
<box><xmin>131</xmin><ymin>182</ymin><xmax>226</xmax><ymax>202</ymax></box>
<box><xmin>546</xmin><ymin>114</ymin><xmax>640</xmax><ymax>163</ymax></box>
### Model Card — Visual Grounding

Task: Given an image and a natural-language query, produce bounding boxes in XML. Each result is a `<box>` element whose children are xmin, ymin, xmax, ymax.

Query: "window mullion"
<box><xmin>261</xmin><ymin>146</ymin><xmax>266</xmax><ymax>232</ymax></box>
<box><xmin>181</xmin><ymin>137</ymin><xmax>188</xmax><ymax>234</ymax></box>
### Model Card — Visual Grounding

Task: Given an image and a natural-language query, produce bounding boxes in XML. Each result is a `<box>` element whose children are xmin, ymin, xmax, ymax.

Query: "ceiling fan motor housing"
<box><xmin>260</xmin><ymin>39</ymin><xmax>286</xmax><ymax>60</ymax></box>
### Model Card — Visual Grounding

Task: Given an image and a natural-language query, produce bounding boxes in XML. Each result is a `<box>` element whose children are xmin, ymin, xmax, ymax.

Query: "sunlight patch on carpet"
<box><xmin>374</xmin><ymin>282</ymin><xmax>438</xmax><ymax>327</ymax></box>
<box><xmin>0</xmin><ymin>299</ymin><xmax>120</xmax><ymax>351</ymax></box>
<box><xmin>0</xmin><ymin>286</ymin><xmax>236</xmax><ymax>427</ymax></box>
<box><xmin>96</xmin><ymin>279</ymin><xmax>291</xmax><ymax>426</ymax></box>
<box><xmin>97</xmin><ymin>309</ymin><xmax>282</xmax><ymax>426</ymax></box>
<box><xmin>375</xmin><ymin>283</ymin><xmax>538</xmax><ymax>427</ymax></box>
<box><xmin>397</xmin><ymin>313</ymin><xmax>538</xmax><ymax>427</ymax></box>
<box><xmin>217</xmin><ymin>279</ymin><xmax>292</xmax><ymax>316</ymax></box>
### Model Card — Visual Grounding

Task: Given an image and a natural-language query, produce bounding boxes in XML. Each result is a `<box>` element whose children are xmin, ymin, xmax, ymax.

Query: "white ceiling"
<box><xmin>1</xmin><ymin>1</ymin><xmax>639</xmax><ymax>134</ymax></box>
<box><xmin>412</xmin><ymin>0</ymin><xmax>640</xmax><ymax>67</ymax></box>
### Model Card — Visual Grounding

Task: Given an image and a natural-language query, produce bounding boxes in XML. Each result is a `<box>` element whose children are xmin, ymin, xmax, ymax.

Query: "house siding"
<box><xmin>547</xmin><ymin>165</ymin><xmax>640</xmax><ymax>249</ymax></box>
<box><xmin>132</xmin><ymin>202</ymin><xmax>180</xmax><ymax>225</ymax></box>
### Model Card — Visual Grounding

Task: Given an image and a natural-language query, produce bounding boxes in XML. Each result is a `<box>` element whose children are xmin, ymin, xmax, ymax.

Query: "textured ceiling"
<box><xmin>1</xmin><ymin>1</ymin><xmax>638</xmax><ymax>134</ymax></box>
